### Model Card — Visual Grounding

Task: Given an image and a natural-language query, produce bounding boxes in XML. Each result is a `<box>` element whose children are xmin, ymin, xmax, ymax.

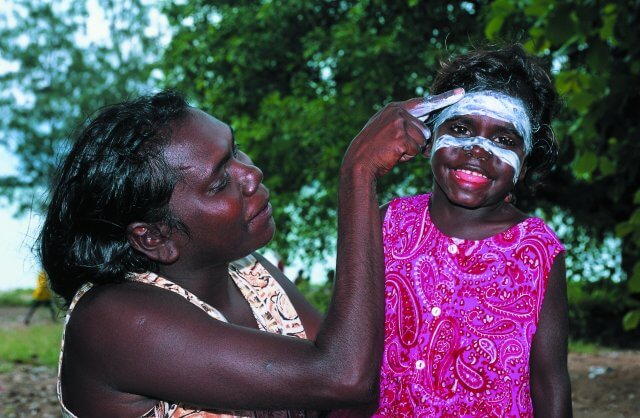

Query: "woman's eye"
<box><xmin>208</xmin><ymin>172</ymin><xmax>230</xmax><ymax>194</ymax></box>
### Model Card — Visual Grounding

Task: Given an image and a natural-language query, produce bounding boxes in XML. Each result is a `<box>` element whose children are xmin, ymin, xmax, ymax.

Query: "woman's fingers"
<box><xmin>404</xmin><ymin>88</ymin><xmax>465</xmax><ymax>121</ymax></box>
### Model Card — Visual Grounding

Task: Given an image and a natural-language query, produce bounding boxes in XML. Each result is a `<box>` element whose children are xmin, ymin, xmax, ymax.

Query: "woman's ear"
<box><xmin>127</xmin><ymin>222</ymin><xmax>179</xmax><ymax>264</ymax></box>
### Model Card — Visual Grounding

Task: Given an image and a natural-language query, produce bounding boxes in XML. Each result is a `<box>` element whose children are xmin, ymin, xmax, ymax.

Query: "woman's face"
<box><xmin>430</xmin><ymin>114</ymin><xmax>527</xmax><ymax>209</ymax></box>
<box><xmin>164</xmin><ymin>109</ymin><xmax>275</xmax><ymax>266</ymax></box>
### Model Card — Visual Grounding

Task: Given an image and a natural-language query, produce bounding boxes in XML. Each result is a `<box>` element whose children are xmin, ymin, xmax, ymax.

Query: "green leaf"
<box><xmin>573</xmin><ymin>151</ymin><xmax>598</xmax><ymax>178</ymax></box>
<box><xmin>567</xmin><ymin>91</ymin><xmax>596</xmax><ymax>113</ymax></box>
<box><xmin>615</xmin><ymin>221</ymin><xmax>633</xmax><ymax>238</ymax></box>
<box><xmin>623</xmin><ymin>309</ymin><xmax>640</xmax><ymax>331</ymax></box>
<box><xmin>599</xmin><ymin>3</ymin><xmax>618</xmax><ymax>44</ymax></box>
<box><xmin>598</xmin><ymin>156</ymin><xmax>616</xmax><ymax>176</ymax></box>
<box><xmin>524</xmin><ymin>0</ymin><xmax>552</xmax><ymax>18</ymax></box>
<box><xmin>546</xmin><ymin>7</ymin><xmax>577</xmax><ymax>45</ymax></box>
<box><xmin>485</xmin><ymin>16</ymin><xmax>505</xmax><ymax>40</ymax></box>
<box><xmin>633</xmin><ymin>190</ymin><xmax>640</xmax><ymax>205</ymax></box>
<box><xmin>630</xmin><ymin>262</ymin><xmax>640</xmax><ymax>293</ymax></box>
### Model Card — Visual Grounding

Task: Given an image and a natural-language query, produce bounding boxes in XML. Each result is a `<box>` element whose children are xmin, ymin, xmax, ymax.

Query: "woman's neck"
<box><xmin>157</xmin><ymin>262</ymin><xmax>232</xmax><ymax>305</ymax></box>
<box><xmin>156</xmin><ymin>261</ymin><xmax>259</xmax><ymax>329</ymax></box>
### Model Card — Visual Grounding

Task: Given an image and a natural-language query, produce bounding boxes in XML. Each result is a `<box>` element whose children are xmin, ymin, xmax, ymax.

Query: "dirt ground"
<box><xmin>0</xmin><ymin>307</ymin><xmax>639</xmax><ymax>417</ymax></box>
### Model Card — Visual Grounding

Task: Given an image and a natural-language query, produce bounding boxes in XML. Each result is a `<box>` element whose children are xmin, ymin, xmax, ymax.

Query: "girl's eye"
<box><xmin>208</xmin><ymin>172</ymin><xmax>230</xmax><ymax>194</ymax></box>
<box><xmin>450</xmin><ymin>124</ymin><xmax>470</xmax><ymax>136</ymax></box>
<box><xmin>493</xmin><ymin>136</ymin><xmax>516</xmax><ymax>147</ymax></box>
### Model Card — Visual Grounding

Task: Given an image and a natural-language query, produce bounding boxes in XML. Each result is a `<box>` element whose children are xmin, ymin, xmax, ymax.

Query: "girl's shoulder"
<box><xmin>518</xmin><ymin>216</ymin><xmax>565</xmax><ymax>247</ymax></box>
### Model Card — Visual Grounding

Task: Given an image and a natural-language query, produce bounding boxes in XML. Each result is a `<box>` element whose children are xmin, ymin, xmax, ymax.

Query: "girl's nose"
<box><xmin>463</xmin><ymin>144</ymin><xmax>493</xmax><ymax>161</ymax></box>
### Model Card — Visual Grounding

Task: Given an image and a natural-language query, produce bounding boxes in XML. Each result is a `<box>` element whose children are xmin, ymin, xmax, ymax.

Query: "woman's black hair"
<box><xmin>429</xmin><ymin>43</ymin><xmax>560</xmax><ymax>191</ymax></box>
<box><xmin>40</xmin><ymin>90</ymin><xmax>191</xmax><ymax>303</ymax></box>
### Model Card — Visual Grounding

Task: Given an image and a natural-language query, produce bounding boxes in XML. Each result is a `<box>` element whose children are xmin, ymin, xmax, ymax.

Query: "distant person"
<box><xmin>40</xmin><ymin>89</ymin><xmax>461</xmax><ymax>416</ymax></box>
<box><xmin>24</xmin><ymin>271</ymin><xmax>56</xmax><ymax>325</ymax></box>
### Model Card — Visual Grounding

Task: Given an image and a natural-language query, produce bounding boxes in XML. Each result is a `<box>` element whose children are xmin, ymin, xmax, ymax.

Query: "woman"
<box><xmin>41</xmin><ymin>89</ymin><xmax>463</xmax><ymax>416</ymax></box>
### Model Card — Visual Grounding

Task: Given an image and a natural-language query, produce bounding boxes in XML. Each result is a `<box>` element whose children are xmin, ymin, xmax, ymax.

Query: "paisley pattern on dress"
<box><xmin>373</xmin><ymin>194</ymin><xmax>564</xmax><ymax>418</ymax></box>
<box><xmin>58</xmin><ymin>254</ymin><xmax>313</xmax><ymax>418</ymax></box>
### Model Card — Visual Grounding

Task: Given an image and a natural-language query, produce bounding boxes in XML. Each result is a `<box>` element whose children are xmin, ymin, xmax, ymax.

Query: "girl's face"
<box><xmin>164</xmin><ymin>109</ymin><xmax>275</xmax><ymax>267</ymax></box>
<box><xmin>430</xmin><ymin>114</ymin><xmax>527</xmax><ymax>209</ymax></box>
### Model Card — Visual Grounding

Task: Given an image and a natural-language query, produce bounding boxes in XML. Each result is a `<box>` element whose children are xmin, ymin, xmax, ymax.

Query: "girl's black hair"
<box><xmin>40</xmin><ymin>90</ymin><xmax>191</xmax><ymax>303</ymax></box>
<box><xmin>429</xmin><ymin>43</ymin><xmax>560</xmax><ymax>191</ymax></box>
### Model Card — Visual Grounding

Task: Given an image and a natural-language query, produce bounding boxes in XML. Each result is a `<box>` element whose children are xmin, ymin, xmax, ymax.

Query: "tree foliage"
<box><xmin>1</xmin><ymin>1</ymin><xmax>638</xmax><ymax>328</ymax></box>
<box><xmin>482</xmin><ymin>0</ymin><xmax>640</xmax><ymax>327</ymax></box>
<box><xmin>0</xmin><ymin>0</ymin><xmax>164</xmax><ymax>212</ymax></box>
<box><xmin>161</xmin><ymin>0</ymin><xmax>490</xmax><ymax>262</ymax></box>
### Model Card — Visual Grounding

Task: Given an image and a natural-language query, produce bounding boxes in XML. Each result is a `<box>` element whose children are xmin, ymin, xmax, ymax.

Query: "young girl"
<box><xmin>374</xmin><ymin>44</ymin><xmax>572</xmax><ymax>417</ymax></box>
<box><xmin>40</xmin><ymin>89</ymin><xmax>462</xmax><ymax>417</ymax></box>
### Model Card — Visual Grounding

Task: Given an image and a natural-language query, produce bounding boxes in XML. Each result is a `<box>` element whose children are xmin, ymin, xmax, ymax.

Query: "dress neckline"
<box><xmin>423</xmin><ymin>193</ymin><xmax>532</xmax><ymax>243</ymax></box>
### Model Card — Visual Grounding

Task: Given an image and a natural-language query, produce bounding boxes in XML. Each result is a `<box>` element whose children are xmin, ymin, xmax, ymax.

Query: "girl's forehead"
<box><xmin>446</xmin><ymin>114</ymin><xmax>517</xmax><ymax>129</ymax></box>
<box><xmin>432</xmin><ymin>90</ymin><xmax>533</xmax><ymax>154</ymax></box>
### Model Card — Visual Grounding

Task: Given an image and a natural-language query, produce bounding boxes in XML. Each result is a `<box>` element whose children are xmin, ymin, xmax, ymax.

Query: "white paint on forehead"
<box><xmin>432</xmin><ymin>135</ymin><xmax>522</xmax><ymax>183</ymax></box>
<box><xmin>431</xmin><ymin>90</ymin><xmax>533</xmax><ymax>155</ymax></box>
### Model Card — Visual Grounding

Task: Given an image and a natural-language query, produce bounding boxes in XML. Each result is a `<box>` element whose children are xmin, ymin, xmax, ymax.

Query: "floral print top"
<box><xmin>58</xmin><ymin>254</ymin><xmax>316</xmax><ymax>418</ymax></box>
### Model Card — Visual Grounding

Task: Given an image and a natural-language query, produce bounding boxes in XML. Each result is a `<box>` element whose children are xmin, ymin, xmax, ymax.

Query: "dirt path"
<box><xmin>0</xmin><ymin>307</ymin><xmax>639</xmax><ymax>417</ymax></box>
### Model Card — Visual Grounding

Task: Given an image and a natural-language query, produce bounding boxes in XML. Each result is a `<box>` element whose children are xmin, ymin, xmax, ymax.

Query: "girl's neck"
<box><xmin>429</xmin><ymin>188</ymin><xmax>527</xmax><ymax>241</ymax></box>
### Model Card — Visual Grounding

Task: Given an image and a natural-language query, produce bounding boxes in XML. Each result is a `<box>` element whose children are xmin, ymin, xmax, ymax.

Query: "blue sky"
<box><xmin>0</xmin><ymin>148</ymin><xmax>41</xmax><ymax>291</ymax></box>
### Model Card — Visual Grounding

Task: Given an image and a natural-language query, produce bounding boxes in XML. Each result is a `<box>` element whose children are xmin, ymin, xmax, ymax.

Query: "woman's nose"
<box><xmin>236</xmin><ymin>160</ymin><xmax>263</xmax><ymax>195</ymax></box>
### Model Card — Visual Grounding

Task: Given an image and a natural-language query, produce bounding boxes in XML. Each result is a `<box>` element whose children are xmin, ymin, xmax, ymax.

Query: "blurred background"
<box><xmin>0</xmin><ymin>1</ymin><xmax>638</xmax><ymax>416</ymax></box>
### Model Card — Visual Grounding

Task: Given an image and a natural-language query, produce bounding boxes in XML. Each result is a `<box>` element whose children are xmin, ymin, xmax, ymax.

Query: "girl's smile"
<box><xmin>430</xmin><ymin>113</ymin><xmax>526</xmax><ymax>209</ymax></box>
<box><xmin>452</xmin><ymin>167</ymin><xmax>491</xmax><ymax>186</ymax></box>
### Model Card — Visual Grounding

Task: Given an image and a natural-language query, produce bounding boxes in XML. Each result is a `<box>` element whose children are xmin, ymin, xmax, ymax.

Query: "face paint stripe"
<box><xmin>433</xmin><ymin>135</ymin><xmax>521</xmax><ymax>183</ymax></box>
<box><xmin>431</xmin><ymin>91</ymin><xmax>532</xmax><ymax>155</ymax></box>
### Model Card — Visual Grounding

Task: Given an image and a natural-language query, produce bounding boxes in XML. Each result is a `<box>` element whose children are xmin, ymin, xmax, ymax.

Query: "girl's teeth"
<box><xmin>458</xmin><ymin>169</ymin><xmax>487</xmax><ymax>179</ymax></box>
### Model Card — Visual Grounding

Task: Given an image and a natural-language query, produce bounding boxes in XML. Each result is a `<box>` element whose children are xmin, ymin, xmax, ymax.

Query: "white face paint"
<box><xmin>432</xmin><ymin>135</ymin><xmax>522</xmax><ymax>183</ymax></box>
<box><xmin>430</xmin><ymin>91</ymin><xmax>532</xmax><ymax>183</ymax></box>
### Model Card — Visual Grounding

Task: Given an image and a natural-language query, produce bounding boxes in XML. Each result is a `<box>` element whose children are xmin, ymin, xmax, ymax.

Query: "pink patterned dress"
<box><xmin>374</xmin><ymin>194</ymin><xmax>564</xmax><ymax>417</ymax></box>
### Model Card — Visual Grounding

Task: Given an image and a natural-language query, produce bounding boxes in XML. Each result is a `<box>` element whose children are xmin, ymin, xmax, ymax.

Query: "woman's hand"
<box><xmin>341</xmin><ymin>88</ymin><xmax>465</xmax><ymax>179</ymax></box>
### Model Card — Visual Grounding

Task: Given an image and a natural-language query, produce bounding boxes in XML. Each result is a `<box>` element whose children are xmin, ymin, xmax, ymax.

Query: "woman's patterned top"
<box><xmin>58</xmin><ymin>254</ymin><xmax>315</xmax><ymax>418</ymax></box>
<box><xmin>373</xmin><ymin>194</ymin><xmax>564</xmax><ymax>417</ymax></box>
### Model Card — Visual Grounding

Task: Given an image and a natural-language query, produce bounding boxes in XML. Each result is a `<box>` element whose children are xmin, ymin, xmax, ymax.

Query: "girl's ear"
<box><xmin>127</xmin><ymin>222</ymin><xmax>179</xmax><ymax>264</ymax></box>
<box><xmin>518</xmin><ymin>162</ymin><xmax>529</xmax><ymax>183</ymax></box>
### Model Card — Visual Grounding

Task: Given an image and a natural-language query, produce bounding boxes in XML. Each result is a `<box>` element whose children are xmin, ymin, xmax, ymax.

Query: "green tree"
<box><xmin>161</xmin><ymin>0</ymin><xmax>639</xmax><ymax>329</ymax></box>
<box><xmin>482</xmin><ymin>0</ymin><xmax>640</xmax><ymax>328</ymax></box>
<box><xmin>0</xmin><ymin>0</ymin><xmax>164</xmax><ymax>213</ymax></box>
<box><xmin>2</xmin><ymin>1</ymin><xmax>637</xmax><ymax>332</ymax></box>
<box><xmin>161</xmin><ymin>0</ymin><xmax>489</xmax><ymax>263</ymax></box>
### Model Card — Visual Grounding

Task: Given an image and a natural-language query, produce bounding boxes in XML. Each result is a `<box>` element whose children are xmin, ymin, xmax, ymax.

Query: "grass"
<box><xmin>0</xmin><ymin>288</ymin><xmax>65</xmax><ymax>371</ymax></box>
<box><xmin>0</xmin><ymin>288</ymin><xmax>33</xmax><ymax>306</ymax></box>
<box><xmin>0</xmin><ymin>322</ymin><xmax>63</xmax><ymax>369</ymax></box>
<box><xmin>569</xmin><ymin>340</ymin><xmax>613</xmax><ymax>354</ymax></box>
